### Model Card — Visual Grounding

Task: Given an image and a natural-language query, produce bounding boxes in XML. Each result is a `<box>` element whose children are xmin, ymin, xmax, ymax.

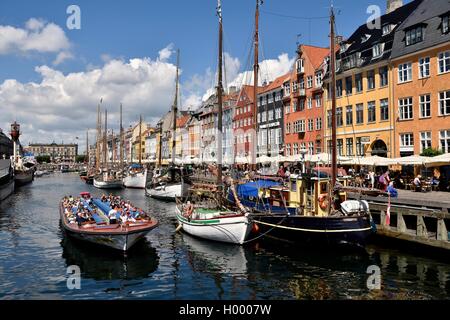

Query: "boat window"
<box><xmin>320</xmin><ymin>182</ymin><xmax>328</xmax><ymax>194</ymax></box>
<box><xmin>291</xmin><ymin>180</ymin><xmax>297</xmax><ymax>191</ymax></box>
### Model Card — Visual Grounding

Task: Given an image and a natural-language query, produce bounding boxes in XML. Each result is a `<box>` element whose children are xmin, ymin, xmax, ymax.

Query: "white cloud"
<box><xmin>158</xmin><ymin>43</ymin><xmax>174</xmax><ymax>61</ymax></box>
<box><xmin>0</xmin><ymin>53</ymin><xmax>178</xmax><ymax>150</ymax></box>
<box><xmin>53</xmin><ymin>51</ymin><xmax>74</xmax><ymax>66</ymax></box>
<box><xmin>0</xmin><ymin>18</ymin><xmax>70</xmax><ymax>55</ymax></box>
<box><xmin>182</xmin><ymin>52</ymin><xmax>294</xmax><ymax>107</ymax></box>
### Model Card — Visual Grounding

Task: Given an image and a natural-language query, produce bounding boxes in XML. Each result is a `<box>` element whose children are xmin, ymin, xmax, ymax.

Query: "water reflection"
<box><xmin>182</xmin><ymin>234</ymin><xmax>248</xmax><ymax>277</ymax></box>
<box><xmin>61</xmin><ymin>237</ymin><xmax>159</xmax><ymax>281</ymax></box>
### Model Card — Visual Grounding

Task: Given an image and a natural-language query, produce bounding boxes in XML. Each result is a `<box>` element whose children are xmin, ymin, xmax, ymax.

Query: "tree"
<box><xmin>35</xmin><ymin>155</ymin><xmax>51</xmax><ymax>163</ymax></box>
<box><xmin>420</xmin><ymin>148</ymin><xmax>443</xmax><ymax>157</ymax></box>
<box><xmin>76</xmin><ymin>155</ymin><xmax>87</xmax><ymax>163</ymax></box>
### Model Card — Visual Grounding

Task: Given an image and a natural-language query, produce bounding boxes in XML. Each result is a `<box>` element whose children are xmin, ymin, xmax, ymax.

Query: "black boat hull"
<box><xmin>251</xmin><ymin>214</ymin><xmax>374</xmax><ymax>248</ymax></box>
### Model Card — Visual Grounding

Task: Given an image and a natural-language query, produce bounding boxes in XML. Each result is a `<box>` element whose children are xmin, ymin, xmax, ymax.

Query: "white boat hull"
<box><xmin>146</xmin><ymin>183</ymin><xmax>183</xmax><ymax>201</ymax></box>
<box><xmin>175</xmin><ymin>207</ymin><xmax>252</xmax><ymax>245</ymax></box>
<box><xmin>93</xmin><ymin>179</ymin><xmax>123</xmax><ymax>189</ymax></box>
<box><xmin>123</xmin><ymin>171</ymin><xmax>147</xmax><ymax>189</ymax></box>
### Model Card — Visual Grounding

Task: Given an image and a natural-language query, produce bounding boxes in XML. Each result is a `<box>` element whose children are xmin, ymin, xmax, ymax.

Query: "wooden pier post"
<box><xmin>437</xmin><ymin>217</ymin><xmax>448</xmax><ymax>241</ymax></box>
<box><xmin>397</xmin><ymin>212</ymin><xmax>407</xmax><ymax>233</ymax></box>
<box><xmin>417</xmin><ymin>216</ymin><xmax>428</xmax><ymax>238</ymax></box>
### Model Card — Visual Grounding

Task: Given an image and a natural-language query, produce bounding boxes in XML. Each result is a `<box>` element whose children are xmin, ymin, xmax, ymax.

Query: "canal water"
<box><xmin>0</xmin><ymin>173</ymin><xmax>449</xmax><ymax>300</ymax></box>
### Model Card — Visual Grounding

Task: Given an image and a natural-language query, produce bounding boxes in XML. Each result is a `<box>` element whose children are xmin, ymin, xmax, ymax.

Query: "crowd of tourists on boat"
<box><xmin>62</xmin><ymin>194</ymin><xmax>149</xmax><ymax>227</ymax></box>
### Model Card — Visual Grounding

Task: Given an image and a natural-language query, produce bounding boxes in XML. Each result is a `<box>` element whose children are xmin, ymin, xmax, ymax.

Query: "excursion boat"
<box><xmin>123</xmin><ymin>164</ymin><xmax>147</xmax><ymax>189</ymax></box>
<box><xmin>60</xmin><ymin>192</ymin><xmax>158</xmax><ymax>251</ymax></box>
<box><xmin>0</xmin><ymin>159</ymin><xmax>14</xmax><ymax>201</ymax></box>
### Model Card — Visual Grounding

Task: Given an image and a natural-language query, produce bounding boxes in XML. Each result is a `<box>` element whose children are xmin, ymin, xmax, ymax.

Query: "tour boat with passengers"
<box><xmin>60</xmin><ymin>192</ymin><xmax>158</xmax><ymax>251</ymax></box>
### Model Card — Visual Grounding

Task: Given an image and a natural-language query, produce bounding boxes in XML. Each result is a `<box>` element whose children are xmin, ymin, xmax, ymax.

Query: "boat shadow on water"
<box><xmin>60</xmin><ymin>236</ymin><xmax>159</xmax><ymax>281</ymax></box>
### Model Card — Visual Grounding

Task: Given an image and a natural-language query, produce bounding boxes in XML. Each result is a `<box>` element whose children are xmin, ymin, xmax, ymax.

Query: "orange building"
<box><xmin>391</xmin><ymin>0</ymin><xmax>450</xmax><ymax>156</ymax></box>
<box><xmin>285</xmin><ymin>45</ymin><xmax>329</xmax><ymax>157</ymax></box>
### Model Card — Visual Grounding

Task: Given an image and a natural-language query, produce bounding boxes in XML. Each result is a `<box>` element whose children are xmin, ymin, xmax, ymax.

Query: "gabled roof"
<box><xmin>176</xmin><ymin>114</ymin><xmax>190</xmax><ymax>128</ymax></box>
<box><xmin>259</xmin><ymin>72</ymin><xmax>291</xmax><ymax>94</ymax></box>
<box><xmin>237</xmin><ymin>85</ymin><xmax>263</xmax><ymax>104</ymax></box>
<box><xmin>391</xmin><ymin>0</ymin><xmax>450</xmax><ymax>59</ymax></box>
<box><xmin>301</xmin><ymin>45</ymin><xmax>331</xmax><ymax>70</ymax></box>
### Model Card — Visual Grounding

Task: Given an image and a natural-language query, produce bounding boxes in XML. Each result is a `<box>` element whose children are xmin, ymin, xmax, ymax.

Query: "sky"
<box><xmin>0</xmin><ymin>0</ymin><xmax>400</xmax><ymax>152</ymax></box>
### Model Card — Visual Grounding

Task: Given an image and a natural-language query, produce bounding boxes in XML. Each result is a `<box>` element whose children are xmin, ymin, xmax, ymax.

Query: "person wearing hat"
<box><xmin>413</xmin><ymin>174</ymin><xmax>422</xmax><ymax>192</ymax></box>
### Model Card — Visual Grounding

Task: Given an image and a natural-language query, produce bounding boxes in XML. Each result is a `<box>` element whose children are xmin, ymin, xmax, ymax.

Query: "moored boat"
<box><xmin>93</xmin><ymin>172</ymin><xmax>123</xmax><ymax>189</ymax></box>
<box><xmin>123</xmin><ymin>164</ymin><xmax>147</xmax><ymax>189</ymax></box>
<box><xmin>0</xmin><ymin>159</ymin><xmax>14</xmax><ymax>201</ymax></box>
<box><xmin>60</xmin><ymin>192</ymin><xmax>158</xmax><ymax>251</ymax></box>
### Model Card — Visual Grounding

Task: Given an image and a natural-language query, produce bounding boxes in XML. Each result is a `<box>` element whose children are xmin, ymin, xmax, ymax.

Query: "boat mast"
<box><xmin>172</xmin><ymin>49</ymin><xmax>180</xmax><ymax>166</ymax></box>
<box><xmin>217</xmin><ymin>0</ymin><xmax>223</xmax><ymax>189</ymax></box>
<box><xmin>95</xmin><ymin>103</ymin><xmax>100</xmax><ymax>172</ymax></box>
<box><xmin>252</xmin><ymin>0</ymin><xmax>261</xmax><ymax>168</ymax></box>
<box><xmin>330</xmin><ymin>7</ymin><xmax>337</xmax><ymax>189</ymax></box>
<box><xmin>139</xmin><ymin>115</ymin><xmax>143</xmax><ymax>165</ymax></box>
<box><xmin>120</xmin><ymin>103</ymin><xmax>124</xmax><ymax>170</ymax></box>
<box><xmin>86</xmin><ymin>129</ymin><xmax>89</xmax><ymax>167</ymax></box>
<box><xmin>112</xmin><ymin>129</ymin><xmax>115</xmax><ymax>166</ymax></box>
<box><xmin>104</xmin><ymin>109</ymin><xmax>108</xmax><ymax>171</ymax></box>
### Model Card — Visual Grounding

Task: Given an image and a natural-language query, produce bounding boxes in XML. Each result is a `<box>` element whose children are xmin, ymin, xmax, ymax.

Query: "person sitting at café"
<box><xmin>413</xmin><ymin>175</ymin><xmax>422</xmax><ymax>192</ymax></box>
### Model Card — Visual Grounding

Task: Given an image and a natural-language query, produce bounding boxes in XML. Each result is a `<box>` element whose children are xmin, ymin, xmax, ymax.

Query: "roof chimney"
<box><xmin>386</xmin><ymin>0</ymin><xmax>403</xmax><ymax>14</ymax></box>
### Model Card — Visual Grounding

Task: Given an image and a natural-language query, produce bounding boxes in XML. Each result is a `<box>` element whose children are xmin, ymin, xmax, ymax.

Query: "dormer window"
<box><xmin>405</xmin><ymin>25</ymin><xmax>425</xmax><ymax>46</ymax></box>
<box><xmin>361</xmin><ymin>34</ymin><xmax>371</xmax><ymax>43</ymax></box>
<box><xmin>382</xmin><ymin>24</ymin><xmax>395</xmax><ymax>36</ymax></box>
<box><xmin>372</xmin><ymin>43</ymin><xmax>384</xmax><ymax>58</ymax></box>
<box><xmin>340</xmin><ymin>43</ymin><xmax>349</xmax><ymax>54</ymax></box>
<box><xmin>442</xmin><ymin>15</ymin><xmax>449</xmax><ymax>34</ymax></box>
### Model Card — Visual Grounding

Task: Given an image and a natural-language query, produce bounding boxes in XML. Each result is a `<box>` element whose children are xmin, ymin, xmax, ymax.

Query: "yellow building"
<box><xmin>131</xmin><ymin>120</ymin><xmax>150</xmax><ymax>163</ymax></box>
<box><xmin>323</xmin><ymin>0</ymin><xmax>422</xmax><ymax>158</ymax></box>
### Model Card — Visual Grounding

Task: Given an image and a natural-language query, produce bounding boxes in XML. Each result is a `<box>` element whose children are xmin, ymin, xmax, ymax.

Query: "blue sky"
<box><xmin>0</xmin><ymin>0</ymin><xmax>395</xmax><ymax>83</ymax></box>
<box><xmin>0</xmin><ymin>0</ymin><xmax>402</xmax><ymax>147</ymax></box>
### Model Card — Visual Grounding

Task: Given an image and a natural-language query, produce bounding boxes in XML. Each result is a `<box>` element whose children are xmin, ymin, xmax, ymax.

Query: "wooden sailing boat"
<box><xmin>146</xmin><ymin>49</ymin><xmax>185</xmax><ymax>201</ymax></box>
<box><xmin>175</xmin><ymin>0</ymin><xmax>252</xmax><ymax>245</ymax></box>
<box><xmin>229</xmin><ymin>5</ymin><xmax>374</xmax><ymax>248</ymax></box>
<box><xmin>124</xmin><ymin>114</ymin><xmax>148</xmax><ymax>189</ymax></box>
<box><xmin>94</xmin><ymin>108</ymin><xmax>123</xmax><ymax>189</ymax></box>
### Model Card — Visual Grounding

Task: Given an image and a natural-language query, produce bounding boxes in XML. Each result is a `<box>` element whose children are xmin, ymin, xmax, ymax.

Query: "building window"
<box><xmin>337</xmin><ymin>139</ymin><xmax>343</xmax><ymax>156</ymax></box>
<box><xmin>356</xmin><ymin>137</ymin><xmax>364</xmax><ymax>156</ymax></box>
<box><xmin>399</xmin><ymin>97</ymin><xmax>413</xmax><ymax>120</ymax></box>
<box><xmin>299</xmin><ymin>99</ymin><xmax>305</xmax><ymax>111</ymax></box>
<box><xmin>380</xmin><ymin>99</ymin><xmax>389</xmax><ymax>121</ymax></box>
<box><xmin>284</xmin><ymin>82</ymin><xmax>291</xmax><ymax>96</ymax></box>
<box><xmin>368</xmin><ymin>101</ymin><xmax>376</xmax><ymax>123</ymax></box>
<box><xmin>400</xmin><ymin>133</ymin><xmax>414</xmax><ymax>149</ymax></box>
<box><xmin>420</xmin><ymin>132</ymin><xmax>432</xmax><ymax>153</ymax></box>
<box><xmin>438</xmin><ymin>51</ymin><xmax>450</xmax><ymax>74</ymax></box>
<box><xmin>398</xmin><ymin>63</ymin><xmax>412</xmax><ymax>83</ymax></box>
<box><xmin>379</xmin><ymin>66</ymin><xmax>388</xmax><ymax>87</ymax></box>
<box><xmin>336</xmin><ymin>79</ymin><xmax>343</xmax><ymax>97</ymax></box>
<box><xmin>440</xmin><ymin>130</ymin><xmax>450</xmax><ymax>153</ymax></box>
<box><xmin>316</xmin><ymin>117</ymin><xmax>322</xmax><ymax>130</ymax></box>
<box><xmin>300</xmin><ymin>120</ymin><xmax>305</xmax><ymax>133</ymax></box>
<box><xmin>308</xmin><ymin>119</ymin><xmax>314</xmax><ymax>131</ymax></box>
<box><xmin>355</xmin><ymin>73</ymin><xmax>363</xmax><ymax>92</ymax></box>
<box><xmin>293</xmin><ymin>101</ymin><xmax>298</xmax><ymax>112</ymax></box>
<box><xmin>293</xmin><ymin>143</ymin><xmax>299</xmax><ymax>155</ymax></box>
<box><xmin>286</xmin><ymin>122</ymin><xmax>291</xmax><ymax>134</ymax></box>
<box><xmin>346</xmin><ymin>138</ymin><xmax>354</xmax><ymax>156</ymax></box>
<box><xmin>285</xmin><ymin>104</ymin><xmax>290</xmax><ymax>114</ymax></box>
<box><xmin>308</xmin><ymin>142</ymin><xmax>314</xmax><ymax>155</ymax></box>
<box><xmin>346</xmin><ymin>106</ymin><xmax>353</xmax><ymax>125</ymax></box>
<box><xmin>345</xmin><ymin>76</ymin><xmax>352</xmax><ymax>96</ymax></box>
<box><xmin>315</xmin><ymin>94</ymin><xmax>322</xmax><ymax>108</ymax></box>
<box><xmin>382</xmin><ymin>24</ymin><xmax>392</xmax><ymax>36</ymax></box>
<box><xmin>286</xmin><ymin>144</ymin><xmax>291</xmax><ymax>156</ymax></box>
<box><xmin>443</xmin><ymin>15</ymin><xmax>450</xmax><ymax>34</ymax></box>
<box><xmin>405</xmin><ymin>26</ymin><xmax>424</xmax><ymax>46</ymax></box>
<box><xmin>419</xmin><ymin>94</ymin><xmax>431</xmax><ymax>118</ymax></box>
<box><xmin>299</xmin><ymin>78</ymin><xmax>305</xmax><ymax>89</ymax></box>
<box><xmin>439</xmin><ymin>90</ymin><xmax>450</xmax><ymax>116</ymax></box>
<box><xmin>315</xmin><ymin>71</ymin><xmax>323</xmax><ymax>88</ymax></box>
<box><xmin>307</xmin><ymin>76</ymin><xmax>313</xmax><ymax>88</ymax></box>
<box><xmin>419</xmin><ymin>57</ymin><xmax>430</xmax><ymax>78</ymax></box>
<box><xmin>372</xmin><ymin>43</ymin><xmax>384</xmax><ymax>58</ymax></box>
<box><xmin>367</xmin><ymin>70</ymin><xmax>375</xmax><ymax>90</ymax></box>
<box><xmin>327</xmin><ymin>110</ymin><xmax>332</xmax><ymax>128</ymax></box>
<box><xmin>336</xmin><ymin>107</ymin><xmax>343</xmax><ymax>127</ymax></box>
<box><xmin>356</xmin><ymin>103</ymin><xmax>364</xmax><ymax>124</ymax></box>
<box><xmin>307</xmin><ymin>98</ymin><xmax>312</xmax><ymax>109</ymax></box>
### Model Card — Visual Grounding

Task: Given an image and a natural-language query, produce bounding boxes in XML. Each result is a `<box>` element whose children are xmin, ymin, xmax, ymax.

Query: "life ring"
<box><xmin>318</xmin><ymin>194</ymin><xmax>329</xmax><ymax>210</ymax></box>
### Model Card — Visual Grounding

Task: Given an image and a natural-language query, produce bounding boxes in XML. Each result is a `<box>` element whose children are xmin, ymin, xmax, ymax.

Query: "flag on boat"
<box><xmin>385</xmin><ymin>195</ymin><xmax>391</xmax><ymax>226</ymax></box>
